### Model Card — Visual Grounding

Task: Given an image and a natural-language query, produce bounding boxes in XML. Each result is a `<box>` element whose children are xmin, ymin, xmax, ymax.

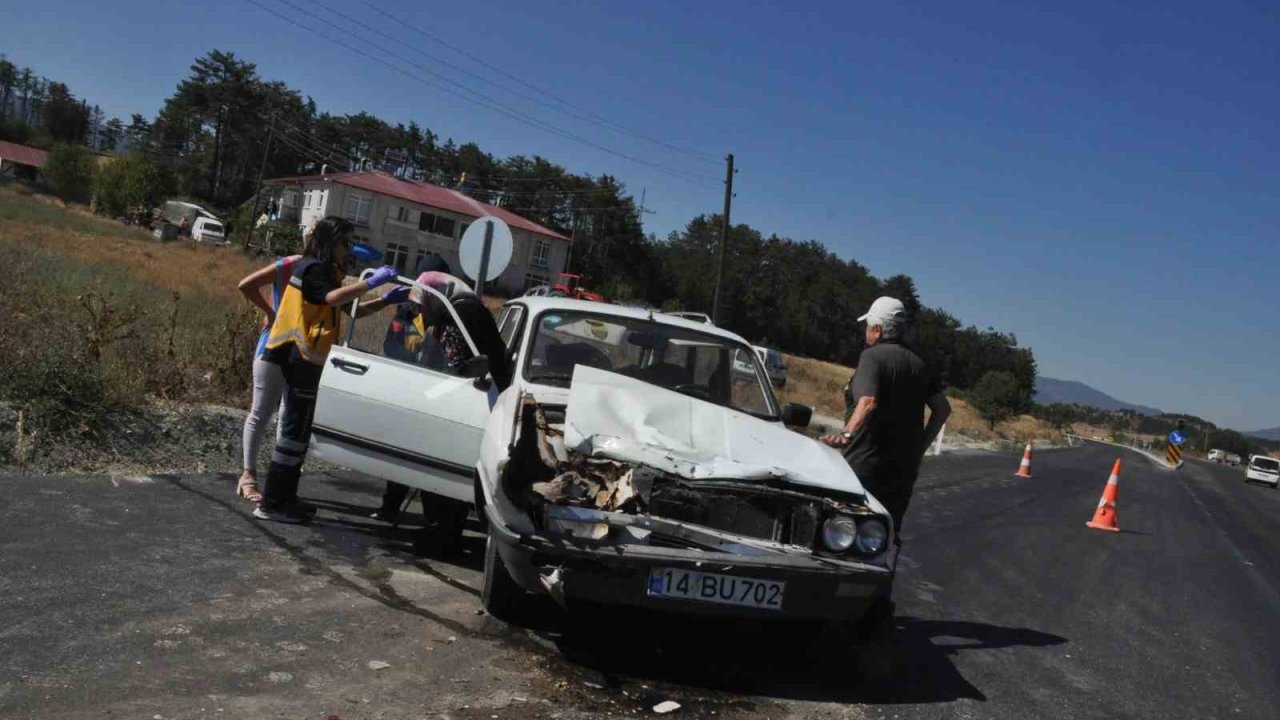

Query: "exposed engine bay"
<box><xmin>501</xmin><ymin>396</ymin><xmax>889</xmax><ymax>561</ymax></box>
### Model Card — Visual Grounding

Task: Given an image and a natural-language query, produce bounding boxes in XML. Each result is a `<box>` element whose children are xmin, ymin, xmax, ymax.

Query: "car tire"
<box><xmin>412</xmin><ymin>496</ymin><xmax>468</xmax><ymax>556</ymax></box>
<box><xmin>482</xmin><ymin>529</ymin><xmax>527</xmax><ymax>624</ymax></box>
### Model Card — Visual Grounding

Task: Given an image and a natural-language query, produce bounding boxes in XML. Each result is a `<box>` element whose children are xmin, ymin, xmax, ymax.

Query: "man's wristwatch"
<box><xmin>841</xmin><ymin>431</ymin><xmax>853</xmax><ymax>440</ymax></box>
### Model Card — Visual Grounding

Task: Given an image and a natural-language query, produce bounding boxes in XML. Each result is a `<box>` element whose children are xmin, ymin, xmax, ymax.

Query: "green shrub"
<box><xmin>43</xmin><ymin>144</ymin><xmax>96</xmax><ymax>202</ymax></box>
<box><xmin>969</xmin><ymin>370</ymin><xmax>1022</xmax><ymax>430</ymax></box>
<box><xmin>93</xmin><ymin>155</ymin><xmax>176</xmax><ymax>219</ymax></box>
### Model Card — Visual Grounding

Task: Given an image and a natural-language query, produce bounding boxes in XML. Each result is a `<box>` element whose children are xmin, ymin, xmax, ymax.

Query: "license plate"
<box><xmin>647</xmin><ymin>567</ymin><xmax>784</xmax><ymax>610</ymax></box>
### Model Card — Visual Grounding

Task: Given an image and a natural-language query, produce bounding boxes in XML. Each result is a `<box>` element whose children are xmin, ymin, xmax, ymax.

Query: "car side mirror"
<box><xmin>461</xmin><ymin>355</ymin><xmax>490</xmax><ymax>379</ymax></box>
<box><xmin>782</xmin><ymin>402</ymin><xmax>812</xmax><ymax>428</ymax></box>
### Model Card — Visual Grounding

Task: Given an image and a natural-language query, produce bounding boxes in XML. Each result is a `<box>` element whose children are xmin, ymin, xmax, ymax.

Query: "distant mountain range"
<box><xmin>1244</xmin><ymin>427</ymin><xmax>1280</xmax><ymax>441</ymax></box>
<box><xmin>1035</xmin><ymin>377</ymin><xmax>1163</xmax><ymax>416</ymax></box>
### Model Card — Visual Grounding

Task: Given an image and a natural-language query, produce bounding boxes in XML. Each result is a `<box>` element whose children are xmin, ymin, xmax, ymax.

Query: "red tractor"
<box><xmin>551</xmin><ymin>272</ymin><xmax>605</xmax><ymax>302</ymax></box>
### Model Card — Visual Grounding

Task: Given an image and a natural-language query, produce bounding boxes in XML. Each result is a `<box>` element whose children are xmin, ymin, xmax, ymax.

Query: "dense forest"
<box><xmin>2</xmin><ymin>49</ymin><xmax>1037</xmax><ymax>404</ymax></box>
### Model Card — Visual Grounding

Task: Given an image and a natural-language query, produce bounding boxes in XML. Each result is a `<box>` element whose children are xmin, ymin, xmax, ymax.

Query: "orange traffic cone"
<box><xmin>1086</xmin><ymin>459</ymin><xmax>1122</xmax><ymax>532</ymax></box>
<box><xmin>1014</xmin><ymin>439</ymin><xmax>1034</xmax><ymax>478</ymax></box>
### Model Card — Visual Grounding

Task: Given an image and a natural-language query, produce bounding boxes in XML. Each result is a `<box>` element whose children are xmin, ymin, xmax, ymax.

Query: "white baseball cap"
<box><xmin>858</xmin><ymin>296</ymin><xmax>907</xmax><ymax>325</ymax></box>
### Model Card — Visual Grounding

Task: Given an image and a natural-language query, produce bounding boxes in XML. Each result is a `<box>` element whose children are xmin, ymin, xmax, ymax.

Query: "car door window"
<box><xmin>343</xmin><ymin>282</ymin><xmax>455</xmax><ymax>374</ymax></box>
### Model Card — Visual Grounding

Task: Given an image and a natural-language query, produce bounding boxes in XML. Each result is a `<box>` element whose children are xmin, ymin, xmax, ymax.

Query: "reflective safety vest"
<box><xmin>264</xmin><ymin>257</ymin><xmax>341</xmax><ymax>365</ymax></box>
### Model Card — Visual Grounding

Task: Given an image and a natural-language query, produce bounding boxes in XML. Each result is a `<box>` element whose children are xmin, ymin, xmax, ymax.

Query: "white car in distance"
<box><xmin>309</xmin><ymin>290</ymin><xmax>897</xmax><ymax>632</ymax></box>
<box><xmin>1245</xmin><ymin>455</ymin><xmax>1279</xmax><ymax>488</ymax></box>
<box><xmin>191</xmin><ymin>216</ymin><xmax>227</xmax><ymax>244</ymax></box>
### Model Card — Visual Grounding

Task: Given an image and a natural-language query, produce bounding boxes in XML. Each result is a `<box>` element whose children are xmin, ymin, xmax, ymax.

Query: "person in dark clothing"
<box><xmin>254</xmin><ymin>216</ymin><xmax>409</xmax><ymax>524</ymax></box>
<box><xmin>371</xmin><ymin>262</ymin><xmax>513</xmax><ymax>524</ymax></box>
<box><xmin>821</xmin><ymin>296</ymin><xmax>951</xmax><ymax>535</ymax></box>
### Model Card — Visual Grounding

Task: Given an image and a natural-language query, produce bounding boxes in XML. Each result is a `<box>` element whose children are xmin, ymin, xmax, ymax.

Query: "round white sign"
<box><xmin>458</xmin><ymin>216</ymin><xmax>514</xmax><ymax>283</ymax></box>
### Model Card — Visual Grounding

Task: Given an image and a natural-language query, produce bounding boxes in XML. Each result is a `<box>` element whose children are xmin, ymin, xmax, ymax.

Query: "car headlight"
<box><xmin>854</xmin><ymin>517</ymin><xmax>889</xmax><ymax>555</ymax></box>
<box><xmin>821</xmin><ymin>516</ymin><xmax>857</xmax><ymax>552</ymax></box>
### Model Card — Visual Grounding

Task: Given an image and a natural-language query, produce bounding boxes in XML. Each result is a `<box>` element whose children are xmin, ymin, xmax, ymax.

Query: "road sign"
<box><xmin>458</xmin><ymin>216</ymin><xmax>513</xmax><ymax>296</ymax></box>
<box><xmin>1169</xmin><ymin>430</ymin><xmax>1186</xmax><ymax>446</ymax></box>
<box><xmin>1166</xmin><ymin>443</ymin><xmax>1184</xmax><ymax>469</ymax></box>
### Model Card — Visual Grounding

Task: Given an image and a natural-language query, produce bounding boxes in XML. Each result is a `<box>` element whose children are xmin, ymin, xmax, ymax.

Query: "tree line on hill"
<box><xmin>1031</xmin><ymin>403</ymin><xmax>1279</xmax><ymax>458</ymax></box>
<box><xmin>4</xmin><ymin>48</ymin><xmax>1036</xmax><ymax>408</ymax></box>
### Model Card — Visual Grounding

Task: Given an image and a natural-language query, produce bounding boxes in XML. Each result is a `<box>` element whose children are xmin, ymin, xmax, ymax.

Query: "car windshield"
<box><xmin>1251</xmin><ymin>457</ymin><xmax>1279</xmax><ymax>472</ymax></box>
<box><xmin>204</xmin><ymin>222</ymin><xmax>224</xmax><ymax>233</ymax></box>
<box><xmin>524</xmin><ymin>310</ymin><xmax>777</xmax><ymax>418</ymax></box>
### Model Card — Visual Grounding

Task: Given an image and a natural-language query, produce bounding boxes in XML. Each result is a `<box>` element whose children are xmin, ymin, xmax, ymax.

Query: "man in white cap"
<box><xmin>822</xmin><ymin>296</ymin><xmax>950</xmax><ymax>536</ymax></box>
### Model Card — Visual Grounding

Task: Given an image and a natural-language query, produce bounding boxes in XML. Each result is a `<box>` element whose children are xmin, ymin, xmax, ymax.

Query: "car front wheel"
<box><xmin>482</xmin><ymin>530</ymin><xmax>527</xmax><ymax>623</ymax></box>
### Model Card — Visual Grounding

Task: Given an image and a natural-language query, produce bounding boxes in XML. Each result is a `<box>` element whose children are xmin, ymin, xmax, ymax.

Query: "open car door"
<box><xmin>310</xmin><ymin>273</ymin><xmax>495</xmax><ymax>503</ymax></box>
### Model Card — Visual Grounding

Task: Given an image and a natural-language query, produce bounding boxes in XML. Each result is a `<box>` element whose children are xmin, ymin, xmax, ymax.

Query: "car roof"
<box><xmin>506</xmin><ymin>297</ymin><xmax>755</xmax><ymax>346</ymax></box>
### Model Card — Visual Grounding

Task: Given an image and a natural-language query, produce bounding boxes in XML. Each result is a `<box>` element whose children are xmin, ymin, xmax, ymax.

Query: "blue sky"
<box><xmin>6</xmin><ymin>1</ymin><xmax>1279</xmax><ymax>430</ymax></box>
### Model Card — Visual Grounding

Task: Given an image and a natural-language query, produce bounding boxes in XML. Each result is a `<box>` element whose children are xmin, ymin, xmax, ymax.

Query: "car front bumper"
<box><xmin>1246</xmin><ymin>472</ymin><xmax>1279</xmax><ymax>486</ymax></box>
<box><xmin>485</xmin><ymin>506</ymin><xmax>895</xmax><ymax>621</ymax></box>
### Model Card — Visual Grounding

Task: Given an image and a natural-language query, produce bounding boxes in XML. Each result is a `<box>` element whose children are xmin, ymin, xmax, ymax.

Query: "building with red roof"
<box><xmin>265</xmin><ymin>169</ymin><xmax>569</xmax><ymax>295</ymax></box>
<box><xmin>0</xmin><ymin>141</ymin><xmax>50</xmax><ymax>180</ymax></box>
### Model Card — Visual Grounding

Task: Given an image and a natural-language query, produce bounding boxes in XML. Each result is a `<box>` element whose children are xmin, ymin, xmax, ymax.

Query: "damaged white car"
<box><xmin>311</xmin><ymin>294</ymin><xmax>897</xmax><ymax>627</ymax></box>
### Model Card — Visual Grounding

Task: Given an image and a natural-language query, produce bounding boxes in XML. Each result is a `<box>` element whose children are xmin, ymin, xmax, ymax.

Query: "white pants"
<box><xmin>242</xmin><ymin>356</ymin><xmax>286</xmax><ymax>472</ymax></box>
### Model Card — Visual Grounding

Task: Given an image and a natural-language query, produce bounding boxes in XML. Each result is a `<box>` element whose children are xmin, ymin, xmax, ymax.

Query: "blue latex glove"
<box><xmin>381</xmin><ymin>285</ymin><xmax>411</xmax><ymax>304</ymax></box>
<box><xmin>365</xmin><ymin>265</ymin><xmax>397</xmax><ymax>289</ymax></box>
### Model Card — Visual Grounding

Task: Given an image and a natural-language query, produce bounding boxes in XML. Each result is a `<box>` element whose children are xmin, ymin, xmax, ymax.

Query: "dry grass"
<box><xmin>0</xmin><ymin>187</ymin><xmax>263</xmax><ymax>304</ymax></box>
<box><xmin>777</xmin><ymin>354</ymin><xmax>852</xmax><ymax>419</ymax></box>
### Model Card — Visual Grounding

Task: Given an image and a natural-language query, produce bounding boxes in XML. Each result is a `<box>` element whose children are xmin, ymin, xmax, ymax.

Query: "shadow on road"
<box><xmin>552</xmin><ymin>613</ymin><xmax>1067</xmax><ymax>705</ymax></box>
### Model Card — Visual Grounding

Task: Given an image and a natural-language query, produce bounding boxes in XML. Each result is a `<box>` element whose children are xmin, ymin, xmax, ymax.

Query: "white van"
<box><xmin>753</xmin><ymin>346</ymin><xmax>788</xmax><ymax>388</ymax></box>
<box><xmin>191</xmin><ymin>216</ymin><xmax>227</xmax><ymax>244</ymax></box>
<box><xmin>1208</xmin><ymin>449</ymin><xmax>1225</xmax><ymax>462</ymax></box>
<box><xmin>1245</xmin><ymin>455</ymin><xmax>1279</xmax><ymax>488</ymax></box>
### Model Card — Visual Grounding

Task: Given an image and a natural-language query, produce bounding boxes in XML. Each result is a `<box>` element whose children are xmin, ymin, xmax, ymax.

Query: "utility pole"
<box><xmin>637</xmin><ymin>188</ymin><xmax>656</xmax><ymax>217</ymax></box>
<box><xmin>711</xmin><ymin>153</ymin><xmax>735</xmax><ymax>324</ymax></box>
<box><xmin>244</xmin><ymin>114</ymin><xmax>276</xmax><ymax>251</ymax></box>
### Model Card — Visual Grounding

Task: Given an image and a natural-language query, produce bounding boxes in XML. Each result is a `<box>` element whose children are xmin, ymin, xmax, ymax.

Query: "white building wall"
<box><xmin>283</xmin><ymin>179</ymin><xmax>569</xmax><ymax>297</ymax></box>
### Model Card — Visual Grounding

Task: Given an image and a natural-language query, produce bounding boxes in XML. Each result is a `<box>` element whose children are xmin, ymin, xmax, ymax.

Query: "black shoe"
<box><xmin>254</xmin><ymin>503</ymin><xmax>312</xmax><ymax>524</ymax></box>
<box><xmin>287</xmin><ymin>499</ymin><xmax>318</xmax><ymax>517</ymax></box>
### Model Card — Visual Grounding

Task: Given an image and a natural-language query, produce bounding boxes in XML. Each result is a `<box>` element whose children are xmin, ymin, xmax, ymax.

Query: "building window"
<box><xmin>531</xmin><ymin>239</ymin><xmax>552</xmax><ymax>270</ymax></box>
<box><xmin>524</xmin><ymin>273</ymin><xmax>549</xmax><ymax>291</ymax></box>
<box><xmin>458</xmin><ymin>222</ymin><xmax>470</xmax><ymax>239</ymax></box>
<box><xmin>283</xmin><ymin>189</ymin><xmax>300</xmax><ymax>207</ymax></box>
<box><xmin>343</xmin><ymin>192</ymin><xmax>372</xmax><ymax>226</ymax></box>
<box><xmin>394</xmin><ymin>205</ymin><xmax>410</xmax><ymax>222</ymax></box>
<box><xmin>386</xmin><ymin>243</ymin><xmax>410</xmax><ymax>274</ymax></box>
<box><xmin>418</xmin><ymin>211</ymin><xmax>457</xmax><ymax>238</ymax></box>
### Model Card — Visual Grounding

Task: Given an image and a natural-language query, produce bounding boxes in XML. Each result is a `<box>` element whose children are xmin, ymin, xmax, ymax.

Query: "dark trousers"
<box><xmin>261</xmin><ymin>359</ymin><xmax>324</xmax><ymax>509</ymax></box>
<box><xmin>381</xmin><ymin>480</ymin><xmax>411</xmax><ymax>516</ymax></box>
<box><xmin>454</xmin><ymin>298</ymin><xmax>511</xmax><ymax>391</ymax></box>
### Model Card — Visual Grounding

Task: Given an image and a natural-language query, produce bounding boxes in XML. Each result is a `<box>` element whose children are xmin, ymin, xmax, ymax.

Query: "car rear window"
<box><xmin>1251</xmin><ymin>457</ymin><xmax>1279</xmax><ymax>472</ymax></box>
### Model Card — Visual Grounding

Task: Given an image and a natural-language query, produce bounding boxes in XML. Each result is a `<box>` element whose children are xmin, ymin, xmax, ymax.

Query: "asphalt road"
<box><xmin>2</xmin><ymin>443</ymin><xmax>1277</xmax><ymax>719</ymax></box>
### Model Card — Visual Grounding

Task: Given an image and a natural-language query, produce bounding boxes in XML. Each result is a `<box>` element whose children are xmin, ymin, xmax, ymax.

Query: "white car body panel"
<box><xmin>562</xmin><ymin>365</ymin><xmax>866</xmax><ymax>496</ymax></box>
<box><xmin>312</xmin><ymin>346</ymin><xmax>496</xmax><ymax>501</ymax></box>
<box><xmin>311</xmin><ymin>273</ymin><xmax>500</xmax><ymax>502</ymax></box>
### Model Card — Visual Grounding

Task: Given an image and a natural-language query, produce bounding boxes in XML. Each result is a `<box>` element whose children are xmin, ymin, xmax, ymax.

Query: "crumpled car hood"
<box><xmin>562</xmin><ymin>366</ymin><xmax>866</xmax><ymax>497</ymax></box>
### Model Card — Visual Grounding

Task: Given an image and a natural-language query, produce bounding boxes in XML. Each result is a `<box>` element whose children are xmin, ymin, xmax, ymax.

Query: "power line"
<box><xmin>246</xmin><ymin>0</ymin><xmax>720</xmax><ymax>188</ymax></box>
<box><xmin>272</xmin><ymin>129</ymin><xmax>351</xmax><ymax>170</ymax></box>
<box><xmin>328</xmin><ymin>0</ymin><xmax>720</xmax><ymax>166</ymax></box>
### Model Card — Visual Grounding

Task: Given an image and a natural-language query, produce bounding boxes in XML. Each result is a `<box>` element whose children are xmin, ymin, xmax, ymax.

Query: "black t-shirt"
<box><xmin>841</xmin><ymin>340</ymin><xmax>941</xmax><ymax>493</ymax></box>
<box><xmin>300</xmin><ymin>262</ymin><xmax>341</xmax><ymax>305</ymax></box>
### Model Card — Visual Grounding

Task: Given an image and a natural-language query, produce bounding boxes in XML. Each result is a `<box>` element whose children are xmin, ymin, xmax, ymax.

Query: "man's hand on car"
<box><xmin>821</xmin><ymin>433</ymin><xmax>852</xmax><ymax>448</ymax></box>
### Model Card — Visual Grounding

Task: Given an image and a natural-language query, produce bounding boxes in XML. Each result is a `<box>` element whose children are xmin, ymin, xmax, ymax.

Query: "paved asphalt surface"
<box><xmin>2</xmin><ymin>442</ymin><xmax>1278</xmax><ymax>719</ymax></box>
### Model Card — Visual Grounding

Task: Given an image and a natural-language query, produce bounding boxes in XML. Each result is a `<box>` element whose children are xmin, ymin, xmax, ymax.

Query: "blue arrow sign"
<box><xmin>1169</xmin><ymin>430</ymin><xmax>1186</xmax><ymax>446</ymax></box>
